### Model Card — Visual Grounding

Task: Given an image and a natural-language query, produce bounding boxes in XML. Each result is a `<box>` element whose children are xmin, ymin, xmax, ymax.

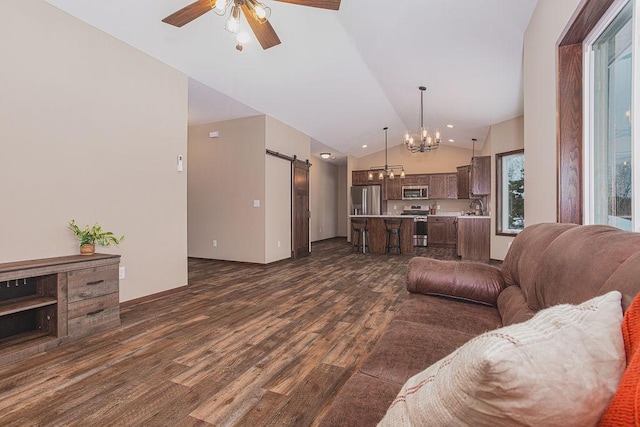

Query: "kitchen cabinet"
<box><xmin>457</xmin><ymin>165</ymin><xmax>470</xmax><ymax>199</ymax></box>
<box><xmin>384</xmin><ymin>176</ymin><xmax>403</xmax><ymax>200</ymax></box>
<box><xmin>352</xmin><ymin>170</ymin><xmax>372</xmax><ymax>186</ymax></box>
<box><xmin>428</xmin><ymin>174</ymin><xmax>446</xmax><ymax>199</ymax></box>
<box><xmin>414</xmin><ymin>174</ymin><xmax>430</xmax><ymax>185</ymax></box>
<box><xmin>471</xmin><ymin>156</ymin><xmax>491</xmax><ymax>196</ymax></box>
<box><xmin>428</xmin><ymin>216</ymin><xmax>457</xmax><ymax>246</ymax></box>
<box><xmin>457</xmin><ymin>156</ymin><xmax>490</xmax><ymax>198</ymax></box>
<box><xmin>457</xmin><ymin>217</ymin><xmax>490</xmax><ymax>261</ymax></box>
<box><xmin>445</xmin><ymin>173</ymin><xmax>458</xmax><ymax>199</ymax></box>
<box><xmin>428</xmin><ymin>174</ymin><xmax>458</xmax><ymax>199</ymax></box>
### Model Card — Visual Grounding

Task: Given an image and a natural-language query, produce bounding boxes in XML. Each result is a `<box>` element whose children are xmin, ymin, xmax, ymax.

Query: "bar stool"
<box><xmin>384</xmin><ymin>219</ymin><xmax>402</xmax><ymax>254</ymax></box>
<box><xmin>351</xmin><ymin>218</ymin><xmax>369</xmax><ymax>254</ymax></box>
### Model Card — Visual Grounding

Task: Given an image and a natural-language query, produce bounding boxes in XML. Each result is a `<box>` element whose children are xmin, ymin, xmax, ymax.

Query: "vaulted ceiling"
<box><xmin>45</xmin><ymin>0</ymin><xmax>538</xmax><ymax>161</ymax></box>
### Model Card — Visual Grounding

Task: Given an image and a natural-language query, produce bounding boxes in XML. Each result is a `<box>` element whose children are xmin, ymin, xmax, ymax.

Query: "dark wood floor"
<box><xmin>0</xmin><ymin>239</ymin><xmax>462</xmax><ymax>426</ymax></box>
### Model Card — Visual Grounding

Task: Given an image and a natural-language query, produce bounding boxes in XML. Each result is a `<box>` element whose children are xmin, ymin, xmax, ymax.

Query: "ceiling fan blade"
<box><xmin>273</xmin><ymin>0</ymin><xmax>341</xmax><ymax>10</ymax></box>
<box><xmin>241</xmin><ymin>4</ymin><xmax>281</xmax><ymax>50</ymax></box>
<box><xmin>162</xmin><ymin>0</ymin><xmax>213</xmax><ymax>27</ymax></box>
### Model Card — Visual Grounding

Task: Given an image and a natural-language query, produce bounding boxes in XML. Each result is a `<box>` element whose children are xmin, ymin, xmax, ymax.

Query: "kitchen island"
<box><xmin>350</xmin><ymin>213</ymin><xmax>491</xmax><ymax>257</ymax></box>
<box><xmin>349</xmin><ymin>215</ymin><xmax>415</xmax><ymax>254</ymax></box>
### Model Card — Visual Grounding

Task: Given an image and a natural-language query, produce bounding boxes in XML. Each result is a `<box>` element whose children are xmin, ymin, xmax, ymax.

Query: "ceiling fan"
<box><xmin>162</xmin><ymin>0</ymin><xmax>341</xmax><ymax>51</ymax></box>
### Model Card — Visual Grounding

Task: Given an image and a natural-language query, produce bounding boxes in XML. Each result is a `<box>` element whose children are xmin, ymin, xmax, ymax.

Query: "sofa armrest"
<box><xmin>407</xmin><ymin>257</ymin><xmax>505</xmax><ymax>306</ymax></box>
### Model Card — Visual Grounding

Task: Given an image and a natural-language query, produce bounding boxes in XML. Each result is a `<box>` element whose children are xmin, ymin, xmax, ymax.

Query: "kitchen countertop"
<box><xmin>349</xmin><ymin>213</ymin><xmax>491</xmax><ymax>219</ymax></box>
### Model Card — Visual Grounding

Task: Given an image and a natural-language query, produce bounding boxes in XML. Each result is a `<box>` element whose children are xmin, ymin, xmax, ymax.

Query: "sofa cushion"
<box><xmin>407</xmin><ymin>257</ymin><xmax>504</xmax><ymax>306</ymax></box>
<box><xmin>598</xmin><ymin>251</ymin><xmax>640</xmax><ymax>312</ymax></box>
<box><xmin>500</xmin><ymin>222</ymin><xmax>577</xmax><ymax>309</ymax></box>
<box><xmin>534</xmin><ymin>225</ymin><xmax>640</xmax><ymax>311</ymax></box>
<box><xmin>317</xmin><ymin>373</ymin><xmax>400</xmax><ymax>427</ymax></box>
<box><xmin>358</xmin><ymin>320</ymin><xmax>475</xmax><ymax>385</ymax></box>
<box><xmin>599</xmin><ymin>292</ymin><xmax>640</xmax><ymax>425</ymax></box>
<box><xmin>395</xmin><ymin>294</ymin><xmax>501</xmax><ymax>335</ymax></box>
<box><xmin>497</xmin><ymin>284</ymin><xmax>536</xmax><ymax>326</ymax></box>
<box><xmin>378</xmin><ymin>291</ymin><xmax>625</xmax><ymax>427</ymax></box>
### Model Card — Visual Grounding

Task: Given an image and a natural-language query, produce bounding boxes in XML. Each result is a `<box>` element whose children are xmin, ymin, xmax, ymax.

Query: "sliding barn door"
<box><xmin>292</xmin><ymin>160</ymin><xmax>310</xmax><ymax>259</ymax></box>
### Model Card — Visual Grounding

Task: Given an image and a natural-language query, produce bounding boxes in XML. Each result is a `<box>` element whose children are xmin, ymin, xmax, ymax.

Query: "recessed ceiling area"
<box><xmin>45</xmin><ymin>0</ymin><xmax>538</xmax><ymax>159</ymax></box>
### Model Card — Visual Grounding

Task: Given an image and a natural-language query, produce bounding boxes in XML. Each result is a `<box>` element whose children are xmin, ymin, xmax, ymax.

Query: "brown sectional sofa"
<box><xmin>319</xmin><ymin>223</ymin><xmax>640</xmax><ymax>426</ymax></box>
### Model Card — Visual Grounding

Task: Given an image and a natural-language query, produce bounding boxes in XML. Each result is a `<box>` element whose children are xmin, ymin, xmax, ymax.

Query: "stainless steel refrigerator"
<box><xmin>351</xmin><ymin>185</ymin><xmax>382</xmax><ymax>215</ymax></box>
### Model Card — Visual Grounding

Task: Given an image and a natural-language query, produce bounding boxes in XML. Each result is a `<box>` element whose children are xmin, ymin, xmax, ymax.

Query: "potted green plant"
<box><xmin>69</xmin><ymin>220</ymin><xmax>124</xmax><ymax>255</ymax></box>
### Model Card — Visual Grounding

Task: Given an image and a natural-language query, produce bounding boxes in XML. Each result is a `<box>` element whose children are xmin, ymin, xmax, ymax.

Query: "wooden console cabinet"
<box><xmin>0</xmin><ymin>254</ymin><xmax>120</xmax><ymax>364</ymax></box>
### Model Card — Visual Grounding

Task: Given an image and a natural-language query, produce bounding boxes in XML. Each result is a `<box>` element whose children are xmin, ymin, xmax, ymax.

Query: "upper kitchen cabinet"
<box><xmin>457</xmin><ymin>156</ymin><xmax>491</xmax><ymax>198</ymax></box>
<box><xmin>470</xmin><ymin>156</ymin><xmax>491</xmax><ymax>196</ymax></box>
<box><xmin>457</xmin><ymin>165</ymin><xmax>470</xmax><ymax>199</ymax></box>
<box><xmin>429</xmin><ymin>174</ymin><xmax>458</xmax><ymax>200</ymax></box>
<box><xmin>384</xmin><ymin>176</ymin><xmax>403</xmax><ymax>200</ymax></box>
<box><xmin>445</xmin><ymin>173</ymin><xmax>458</xmax><ymax>199</ymax></box>
<box><xmin>352</xmin><ymin>170</ymin><xmax>372</xmax><ymax>186</ymax></box>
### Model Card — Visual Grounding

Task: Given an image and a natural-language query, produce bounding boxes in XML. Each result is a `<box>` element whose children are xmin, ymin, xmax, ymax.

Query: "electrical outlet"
<box><xmin>119</xmin><ymin>267</ymin><xmax>125</xmax><ymax>280</ymax></box>
<box><xmin>277</xmin><ymin>241</ymin><xmax>281</xmax><ymax>248</ymax></box>
<box><xmin>437</xmin><ymin>205</ymin><xmax>441</xmax><ymax>210</ymax></box>
<box><xmin>213</xmin><ymin>240</ymin><xmax>217</xmax><ymax>247</ymax></box>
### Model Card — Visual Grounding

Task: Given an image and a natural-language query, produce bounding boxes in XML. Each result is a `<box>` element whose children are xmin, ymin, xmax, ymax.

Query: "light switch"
<box><xmin>253</xmin><ymin>200</ymin><xmax>261</xmax><ymax>208</ymax></box>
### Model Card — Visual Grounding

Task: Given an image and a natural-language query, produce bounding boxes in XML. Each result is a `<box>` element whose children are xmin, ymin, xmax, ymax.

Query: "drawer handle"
<box><xmin>87</xmin><ymin>309</ymin><xmax>104</xmax><ymax>316</ymax></box>
<box><xmin>86</xmin><ymin>279</ymin><xmax>104</xmax><ymax>286</ymax></box>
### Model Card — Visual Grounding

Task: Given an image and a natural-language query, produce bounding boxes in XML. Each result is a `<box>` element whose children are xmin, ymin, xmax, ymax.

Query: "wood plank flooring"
<box><xmin>0</xmin><ymin>239</ymin><xmax>460</xmax><ymax>426</ymax></box>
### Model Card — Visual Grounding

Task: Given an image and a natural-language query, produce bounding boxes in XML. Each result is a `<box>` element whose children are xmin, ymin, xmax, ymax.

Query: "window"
<box><xmin>496</xmin><ymin>150</ymin><xmax>524</xmax><ymax>235</ymax></box>
<box><xmin>585</xmin><ymin>0</ymin><xmax>634</xmax><ymax>231</ymax></box>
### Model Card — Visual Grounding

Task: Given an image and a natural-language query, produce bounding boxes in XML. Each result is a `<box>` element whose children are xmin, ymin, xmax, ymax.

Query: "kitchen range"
<box><xmin>400</xmin><ymin>205</ymin><xmax>429</xmax><ymax>247</ymax></box>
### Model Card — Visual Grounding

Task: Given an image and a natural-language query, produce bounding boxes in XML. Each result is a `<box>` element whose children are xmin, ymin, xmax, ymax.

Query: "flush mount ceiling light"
<box><xmin>162</xmin><ymin>0</ymin><xmax>340</xmax><ymax>51</ymax></box>
<box><xmin>403</xmin><ymin>86</ymin><xmax>442</xmax><ymax>153</ymax></box>
<box><xmin>369</xmin><ymin>127</ymin><xmax>405</xmax><ymax>181</ymax></box>
<box><xmin>320</xmin><ymin>152</ymin><xmax>331</xmax><ymax>159</ymax></box>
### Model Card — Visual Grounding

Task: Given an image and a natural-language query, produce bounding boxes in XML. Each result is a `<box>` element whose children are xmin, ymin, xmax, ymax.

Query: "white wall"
<box><xmin>0</xmin><ymin>0</ymin><xmax>189</xmax><ymax>302</ymax></box>
<box><xmin>265</xmin><ymin>116</ymin><xmax>311</xmax><ymax>260</ymax></box>
<box><xmin>485</xmin><ymin>117</ymin><xmax>525</xmax><ymax>260</ymax></box>
<box><xmin>337</xmin><ymin>164</ymin><xmax>348</xmax><ymax>237</ymax></box>
<box><xmin>188</xmin><ymin>116</ymin><xmax>266</xmax><ymax>263</ymax></box>
<box><xmin>265</xmin><ymin>155</ymin><xmax>291</xmax><ymax>262</ymax></box>
<box><xmin>188</xmin><ymin>115</ymin><xmax>310</xmax><ymax>264</ymax></box>
<box><xmin>523</xmin><ymin>0</ymin><xmax>582</xmax><ymax>226</ymax></box>
<box><xmin>310</xmin><ymin>156</ymin><xmax>339</xmax><ymax>242</ymax></box>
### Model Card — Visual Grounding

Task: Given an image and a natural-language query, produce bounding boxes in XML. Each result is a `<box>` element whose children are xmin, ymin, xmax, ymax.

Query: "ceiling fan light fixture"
<box><xmin>237</xmin><ymin>31</ymin><xmax>250</xmax><ymax>44</ymax></box>
<box><xmin>247</xmin><ymin>0</ymin><xmax>271</xmax><ymax>22</ymax></box>
<box><xmin>224</xmin><ymin>5</ymin><xmax>241</xmax><ymax>33</ymax></box>
<box><xmin>213</xmin><ymin>0</ymin><xmax>229</xmax><ymax>15</ymax></box>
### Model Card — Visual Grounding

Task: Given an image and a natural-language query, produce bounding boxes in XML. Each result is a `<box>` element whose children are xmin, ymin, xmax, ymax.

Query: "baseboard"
<box><xmin>120</xmin><ymin>284</ymin><xmax>189</xmax><ymax>308</ymax></box>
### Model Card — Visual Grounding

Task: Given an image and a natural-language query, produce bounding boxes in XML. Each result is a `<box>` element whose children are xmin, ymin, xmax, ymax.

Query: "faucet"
<box><xmin>470</xmin><ymin>198</ymin><xmax>484</xmax><ymax>215</ymax></box>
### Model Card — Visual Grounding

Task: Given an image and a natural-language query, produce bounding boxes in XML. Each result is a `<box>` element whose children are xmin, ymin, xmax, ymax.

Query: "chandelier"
<box><xmin>214</xmin><ymin>0</ymin><xmax>271</xmax><ymax>51</ymax></box>
<box><xmin>403</xmin><ymin>86</ymin><xmax>441</xmax><ymax>153</ymax></box>
<box><xmin>369</xmin><ymin>127</ymin><xmax>405</xmax><ymax>181</ymax></box>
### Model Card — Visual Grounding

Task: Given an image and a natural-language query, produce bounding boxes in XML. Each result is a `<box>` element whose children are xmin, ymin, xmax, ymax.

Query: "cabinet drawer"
<box><xmin>68</xmin><ymin>293</ymin><xmax>120</xmax><ymax>337</ymax></box>
<box><xmin>67</xmin><ymin>266</ymin><xmax>118</xmax><ymax>303</ymax></box>
<box><xmin>67</xmin><ymin>292</ymin><xmax>119</xmax><ymax>320</ymax></box>
<box><xmin>67</xmin><ymin>307</ymin><xmax>120</xmax><ymax>337</ymax></box>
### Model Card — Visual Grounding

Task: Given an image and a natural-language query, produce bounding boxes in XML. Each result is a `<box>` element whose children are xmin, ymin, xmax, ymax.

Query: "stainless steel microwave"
<box><xmin>402</xmin><ymin>185</ymin><xmax>429</xmax><ymax>200</ymax></box>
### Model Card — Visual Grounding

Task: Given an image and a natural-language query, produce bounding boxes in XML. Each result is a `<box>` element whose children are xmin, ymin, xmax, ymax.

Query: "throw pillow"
<box><xmin>378</xmin><ymin>291</ymin><xmax>625</xmax><ymax>427</ymax></box>
<box><xmin>598</xmin><ymin>291</ymin><xmax>640</xmax><ymax>425</ymax></box>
